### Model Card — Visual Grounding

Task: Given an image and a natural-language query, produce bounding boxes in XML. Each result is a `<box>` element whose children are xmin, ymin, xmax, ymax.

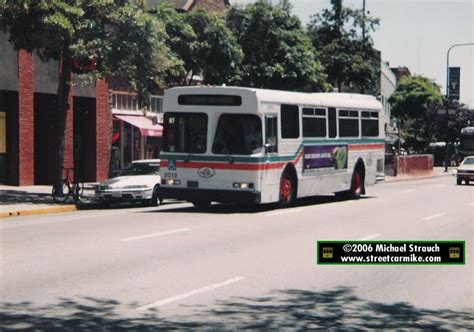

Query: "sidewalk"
<box><xmin>384</xmin><ymin>166</ymin><xmax>454</xmax><ymax>183</ymax></box>
<box><xmin>0</xmin><ymin>167</ymin><xmax>456</xmax><ymax>219</ymax></box>
<box><xmin>0</xmin><ymin>183</ymin><xmax>98</xmax><ymax>218</ymax></box>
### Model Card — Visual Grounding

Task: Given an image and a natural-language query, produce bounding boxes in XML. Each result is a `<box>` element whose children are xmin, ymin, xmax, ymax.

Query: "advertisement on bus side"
<box><xmin>303</xmin><ymin>144</ymin><xmax>348</xmax><ymax>173</ymax></box>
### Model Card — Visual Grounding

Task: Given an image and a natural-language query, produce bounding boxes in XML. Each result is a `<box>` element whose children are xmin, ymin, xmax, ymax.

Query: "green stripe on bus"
<box><xmin>160</xmin><ymin>139</ymin><xmax>384</xmax><ymax>163</ymax></box>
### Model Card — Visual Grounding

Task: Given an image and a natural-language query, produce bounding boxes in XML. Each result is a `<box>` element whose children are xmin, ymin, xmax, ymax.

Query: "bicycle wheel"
<box><xmin>52</xmin><ymin>181</ymin><xmax>71</xmax><ymax>203</ymax></box>
<box><xmin>72</xmin><ymin>182</ymin><xmax>84</xmax><ymax>202</ymax></box>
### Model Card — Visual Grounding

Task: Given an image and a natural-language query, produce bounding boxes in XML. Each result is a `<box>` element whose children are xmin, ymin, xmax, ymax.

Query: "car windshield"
<box><xmin>120</xmin><ymin>163</ymin><xmax>160</xmax><ymax>176</ymax></box>
<box><xmin>462</xmin><ymin>157</ymin><xmax>474</xmax><ymax>165</ymax></box>
<box><xmin>212</xmin><ymin>114</ymin><xmax>263</xmax><ymax>155</ymax></box>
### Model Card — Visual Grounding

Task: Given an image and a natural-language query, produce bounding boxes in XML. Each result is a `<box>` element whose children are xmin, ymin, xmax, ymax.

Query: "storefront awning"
<box><xmin>114</xmin><ymin>115</ymin><xmax>163</xmax><ymax>137</ymax></box>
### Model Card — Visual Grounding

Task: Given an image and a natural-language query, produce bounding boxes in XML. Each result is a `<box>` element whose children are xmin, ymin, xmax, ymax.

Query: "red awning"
<box><xmin>114</xmin><ymin>115</ymin><xmax>163</xmax><ymax>137</ymax></box>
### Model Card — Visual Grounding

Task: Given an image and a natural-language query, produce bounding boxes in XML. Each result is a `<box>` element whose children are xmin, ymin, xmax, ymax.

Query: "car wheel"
<box><xmin>150</xmin><ymin>186</ymin><xmax>161</xmax><ymax>206</ymax></box>
<box><xmin>456</xmin><ymin>178</ymin><xmax>462</xmax><ymax>185</ymax></box>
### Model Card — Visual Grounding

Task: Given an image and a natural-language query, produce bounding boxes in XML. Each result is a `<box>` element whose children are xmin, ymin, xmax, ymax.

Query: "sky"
<box><xmin>230</xmin><ymin>0</ymin><xmax>474</xmax><ymax>107</ymax></box>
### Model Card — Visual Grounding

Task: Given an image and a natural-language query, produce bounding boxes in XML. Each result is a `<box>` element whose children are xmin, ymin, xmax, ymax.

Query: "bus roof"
<box><xmin>164</xmin><ymin>86</ymin><xmax>382</xmax><ymax>111</ymax></box>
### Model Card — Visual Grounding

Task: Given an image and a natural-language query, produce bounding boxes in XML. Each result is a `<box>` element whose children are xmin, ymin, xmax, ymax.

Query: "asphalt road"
<box><xmin>1</xmin><ymin>175</ymin><xmax>473</xmax><ymax>330</ymax></box>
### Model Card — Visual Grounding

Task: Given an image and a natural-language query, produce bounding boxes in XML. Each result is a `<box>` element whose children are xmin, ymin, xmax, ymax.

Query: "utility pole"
<box><xmin>362</xmin><ymin>0</ymin><xmax>366</xmax><ymax>41</ymax></box>
<box><xmin>444</xmin><ymin>43</ymin><xmax>474</xmax><ymax>172</ymax></box>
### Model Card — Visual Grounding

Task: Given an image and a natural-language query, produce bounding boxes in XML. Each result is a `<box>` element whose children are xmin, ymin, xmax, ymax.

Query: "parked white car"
<box><xmin>95</xmin><ymin>159</ymin><xmax>163</xmax><ymax>206</ymax></box>
<box><xmin>455</xmin><ymin>156</ymin><xmax>474</xmax><ymax>185</ymax></box>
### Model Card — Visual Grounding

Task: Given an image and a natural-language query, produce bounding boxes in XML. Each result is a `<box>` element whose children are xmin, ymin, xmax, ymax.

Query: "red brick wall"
<box><xmin>96</xmin><ymin>79</ymin><xmax>111</xmax><ymax>181</ymax></box>
<box><xmin>18</xmin><ymin>50</ymin><xmax>34</xmax><ymax>186</ymax></box>
<box><xmin>396</xmin><ymin>155</ymin><xmax>434</xmax><ymax>176</ymax></box>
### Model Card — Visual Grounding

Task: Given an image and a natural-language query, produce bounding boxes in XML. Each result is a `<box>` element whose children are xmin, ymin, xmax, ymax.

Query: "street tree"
<box><xmin>155</xmin><ymin>5</ymin><xmax>242</xmax><ymax>86</ymax></box>
<box><xmin>153</xmin><ymin>3</ymin><xmax>196</xmax><ymax>85</ymax></box>
<box><xmin>226</xmin><ymin>0</ymin><xmax>329</xmax><ymax>91</ymax></box>
<box><xmin>307</xmin><ymin>0</ymin><xmax>380</xmax><ymax>93</ymax></box>
<box><xmin>0</xmin><ymin>1</ymin><xmax>172</xmax><ymax>189</ymax></box>
<box><xmin>185</xmin><ymin>9</ymin><xmax>243</xmax><ymax>85</ymax></box>
<box><xmin>389</xmin><ymin>75</ymin><xmax>443</xmax><ymax>151</ymax></box>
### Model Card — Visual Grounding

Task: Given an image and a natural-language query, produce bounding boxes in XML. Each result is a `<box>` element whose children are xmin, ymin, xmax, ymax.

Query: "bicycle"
<box><xmin>52</xmin><ymin>167</ymin><xmax>84</xmax><ymax>203</ymax></box>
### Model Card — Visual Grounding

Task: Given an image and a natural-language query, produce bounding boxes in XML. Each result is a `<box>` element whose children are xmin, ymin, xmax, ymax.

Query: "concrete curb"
<box><xmin>0</xmin><ymin>205</ymin><xmax>77</xmax><ymax>219</ymax></box>
<box><xmin>385</xmin><ymin>172</ymin><xmax>453</xmax><ymax>183</ymax></box>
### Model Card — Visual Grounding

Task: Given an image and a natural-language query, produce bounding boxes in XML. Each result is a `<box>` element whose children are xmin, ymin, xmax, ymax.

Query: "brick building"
<box><xmin>0</xmin><ymin>32</ymin><xmax>111</xmax><ymax>185</ymax></box>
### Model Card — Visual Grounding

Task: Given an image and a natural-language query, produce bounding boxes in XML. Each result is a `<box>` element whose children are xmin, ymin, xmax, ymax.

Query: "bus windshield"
<box><xmin>162</xmin><ymin>113</ymin><xmax>208</xmax><ymax>153</ymax></box>
<box><xmin>212</xmin><ymin>114</ymin><xmax>263</xmax><ymax>155</ymax></box>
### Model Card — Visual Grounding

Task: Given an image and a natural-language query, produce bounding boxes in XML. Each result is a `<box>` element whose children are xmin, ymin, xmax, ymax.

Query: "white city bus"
<box><xmin>158</xmin><ymin>86</ymin><xmax>385</xmax><ymax>209</ymax></box>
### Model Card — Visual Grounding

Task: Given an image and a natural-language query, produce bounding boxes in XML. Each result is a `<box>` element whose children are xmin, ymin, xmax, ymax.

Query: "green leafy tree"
<box><xmin>389</xmin><ymin>75</ymin><xmax>443</xmax><ymax>151</ymax></box>
<box><xmin>154</xmin><ymin>5</ymin><xmax>242</xmax><ymax>85</ymax></box>
<box><xmin>153</xmin><ymin>3</ymin><xmax>196</xmax><ymax>85</ymax></box>
<box><xmin>307</xmin><ymin>0</ymin><xmax>380</xmax><ymax>93</ymax></box>
<box><xmin>185</xmin><ymin>9</ymin><xmax>243</xmax><ymax>85</ymax></box>
<box><xmin>226</xmin><ymin>0</ymin><xmax>329</xmax><ymax>91</ymax></box>
<box><xmin>0</xmin><ymin>1</ymin><xmax>172</xmax><ymax>188</ymax></box>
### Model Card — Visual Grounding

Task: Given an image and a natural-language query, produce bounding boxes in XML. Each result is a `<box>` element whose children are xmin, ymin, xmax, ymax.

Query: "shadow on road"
<box><xmin>1</xmin><ymin>287</ymin><xmax>472</xmax><ymax>331</ymax></box>
<box><xmin>146</xmin><ymin>195</ymin><xmax>376</xmax><ymax>214</ymax></box>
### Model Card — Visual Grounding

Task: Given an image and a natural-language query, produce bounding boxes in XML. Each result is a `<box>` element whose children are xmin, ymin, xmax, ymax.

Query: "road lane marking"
<box><xmin>358</xmin><ymin>233</ymin><xmax>380</xmax><ymax>240</ymax></box>
<box><xmin>136</xmin><ymin>276</ymin><xmax>245</xmax><ymax>310</ymax></box>
<box><xmin>265</xmin><ymin>208</ymin><xmax>305</xmax><ymax>217</ymax></box>
<box><xmin>401</xmin><ymin>189</ymin><xmax>417</xmax><ymax>193</ymax></box>
<box><xmin>422</xmin><ymin>213</ymin><xmax>447</xmax><ymax>221</ymax></box>
<box><xmin>120</xmin><ymin>228</ymin><xmax>191</xmax><ymax>242</ymax></box>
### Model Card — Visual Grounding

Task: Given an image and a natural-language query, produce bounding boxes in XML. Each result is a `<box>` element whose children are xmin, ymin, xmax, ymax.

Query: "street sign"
<box><xmin>448</xmin><ymin>67</ymin><xmax>460</xmax><ymax>100</ymax></box>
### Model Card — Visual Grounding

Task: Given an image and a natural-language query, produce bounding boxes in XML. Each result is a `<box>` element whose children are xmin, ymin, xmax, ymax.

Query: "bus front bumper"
<box><xmin>156</xmin><ymin>187</ymin><xmax>261</xmax><ymax>204</ymax></box>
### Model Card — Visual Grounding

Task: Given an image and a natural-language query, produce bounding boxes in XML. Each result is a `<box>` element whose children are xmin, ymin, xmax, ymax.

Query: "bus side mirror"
<box><xmin>264</xmin><ymin>143</ymin><xmax>274</xmax><ymax>153</ymax></box>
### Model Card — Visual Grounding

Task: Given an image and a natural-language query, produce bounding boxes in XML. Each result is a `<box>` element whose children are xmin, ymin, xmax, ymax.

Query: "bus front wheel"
<box><xmin>279</xmin><ymin>172</ymin><xmax>296</xmax><ymax>208</ymax></box>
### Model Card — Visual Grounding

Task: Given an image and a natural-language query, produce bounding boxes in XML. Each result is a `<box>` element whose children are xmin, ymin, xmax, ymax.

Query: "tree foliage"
<box><xmin>227</xmin><ymin>0</ymin><xmax>329</xmax><ymax>91</ymax></box>
<box><xmin>389</xmin><ymin>75</ymin><xmax>443</xmax><ymax>119</ymax></box>
<box><xmin>389</xmin><ymin>75</ymin><xmax>443</xmax><ymax>151</ymax></box>
<box><xmin>185</xmin><ymin>9</ymin><xmax>243</xmax><ymax>85</ymax></box>
<box><xmin>307</xmin><ymin>0</ymin><xmax>379</xmax><ymax>92</ymax></box>
<box><xmin>154</xmin><ymin>5</ymin><xmax>242</xmax><ymax>86</ymax></box>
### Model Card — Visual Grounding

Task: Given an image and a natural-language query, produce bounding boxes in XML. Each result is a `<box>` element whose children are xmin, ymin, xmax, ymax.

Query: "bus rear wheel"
<box><xmin>279</xmin><ymin>172</ymin><xmax>296</xmax><ymax>207</ymax></box>
<box><xmin>336</xmin><ymin>168</ymin><xmax>363</xmax><ymax>200</ymax></box>
<box><xmin>349</xmin><ymin>169</ymin><xmax>363</xmax><ymax>199</ymax></box>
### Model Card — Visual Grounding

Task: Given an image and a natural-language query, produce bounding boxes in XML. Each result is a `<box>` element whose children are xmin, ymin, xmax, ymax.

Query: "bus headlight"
<box><xmin>166</xmin><ymin>179</ymin><xmax>181</xmax><ymax>186</ymax></box>
<box><xmin>233</xmin><ymin>182</ymin><xmax>254</xmax><ymax>189</ymax></box>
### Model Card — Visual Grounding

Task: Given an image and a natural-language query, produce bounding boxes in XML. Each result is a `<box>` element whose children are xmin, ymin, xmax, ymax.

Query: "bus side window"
<box><xmin>265</xmin><ymin>115</ymin><xmax>278</xmax><ymax>153</ymax></box>
<box><xmin>328</xmin><ymin>107</ymin><xmax>337</xmax><ymax>138</ymax></box>
<box><xmin>281</xmin><ymin>104</ymin><xmax>299</xmax><ymax>139</ymax></box>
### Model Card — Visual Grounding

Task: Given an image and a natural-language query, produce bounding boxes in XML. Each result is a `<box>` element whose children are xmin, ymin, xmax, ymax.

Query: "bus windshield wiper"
<box><xmin>217</xmin><ymin>134</ymin><xmax>234</xmax><ymax>164</ymax></box>
<box><xmin>184</xmin><ymin>151</ymin><xmax>193</xmax><ymax>163</ymax></box>
<box><xmin>223</xmin><ymin>143</ymin><xmax>234</xmax><ymax>164</ymax></box>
